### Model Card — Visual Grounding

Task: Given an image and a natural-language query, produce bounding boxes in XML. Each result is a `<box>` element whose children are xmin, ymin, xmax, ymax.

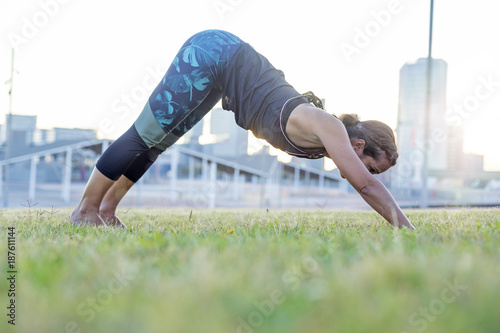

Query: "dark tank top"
<box><xmin>220</xmin><ymin>42</ymin><xmax>325</xmax><ymax>159</ymax></box>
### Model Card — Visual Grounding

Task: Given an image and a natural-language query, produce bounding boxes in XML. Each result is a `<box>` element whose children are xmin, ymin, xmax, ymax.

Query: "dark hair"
<box><xmin>338</xmin><ymin>113</ymin><xmax>398</xmax><ymax>166</ymax></box>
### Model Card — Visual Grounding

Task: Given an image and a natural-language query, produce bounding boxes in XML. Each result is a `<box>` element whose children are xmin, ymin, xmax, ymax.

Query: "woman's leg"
<box><xmin>98</xmin><ymin>175</ymin><xmax>135</xmax><ymax>227</ymax></box>
<box><xmin>70</xmin><ymin>167</ymin><xmax>115</xmax><ymax>226</ymax></box>
<box><xmin>99</xmin><ymin>88</ymin><xmax>223</xmax><ymax>225</ymax></box>
<box><xmin>71</xmin><ymin>125</ymin><xmax>152</xmax><ymax>226</ymax></box>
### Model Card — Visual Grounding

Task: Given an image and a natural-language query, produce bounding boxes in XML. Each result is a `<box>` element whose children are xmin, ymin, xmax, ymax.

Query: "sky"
<box><xmin>1</xmin><ymin>0</ymin><xmax>499</xmax><ymax>170</ymax></box>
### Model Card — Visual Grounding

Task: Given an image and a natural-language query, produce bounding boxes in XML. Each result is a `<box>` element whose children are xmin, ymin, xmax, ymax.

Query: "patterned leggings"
<box><xmin>96</xmin><ymin>30</ymin><xmax>241</xmax><ymax>182</ymax></box>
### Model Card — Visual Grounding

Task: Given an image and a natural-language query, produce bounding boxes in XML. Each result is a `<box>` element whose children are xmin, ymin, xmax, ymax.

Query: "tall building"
<box><xmin>209</xmin><ymin>108</ymin><xmax>248</xmax><ymax>157</ymax></box>
<box><xmin>395</xmin><ymin>58</ymin><xmax>448</xmax><ymax>188</ymax></box>
<box><xmin>185</xmin><ymin>108</ymin><xmax>248</xmax><ymax>158</ymax></box>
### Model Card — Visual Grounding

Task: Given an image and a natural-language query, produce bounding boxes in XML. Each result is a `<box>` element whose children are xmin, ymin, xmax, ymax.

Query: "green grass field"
<box><xmin>1</xmin><ymin>207</ymin><xmax>499</xmax><ymax>333</ymax></box>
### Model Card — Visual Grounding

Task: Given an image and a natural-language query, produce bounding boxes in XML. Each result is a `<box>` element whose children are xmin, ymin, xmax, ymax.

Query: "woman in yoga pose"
<box><xmin>71</xmin><ymin>30</ymin><xmax>415</xmax><ymax>230</ymax></box>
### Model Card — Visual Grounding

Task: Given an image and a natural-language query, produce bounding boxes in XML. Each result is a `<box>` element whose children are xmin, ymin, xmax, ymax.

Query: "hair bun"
<box><xmin>339</xmin><ymin>113</ymin><xmax>361</xmax><ymax>127</ymax></box>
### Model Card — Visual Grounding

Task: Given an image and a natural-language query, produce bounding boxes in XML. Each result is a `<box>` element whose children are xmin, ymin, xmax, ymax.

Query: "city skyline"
<box><xmin>1</xmin><ymin>0</ymin><xmax>499</xmax><ymax>170</ymax></box>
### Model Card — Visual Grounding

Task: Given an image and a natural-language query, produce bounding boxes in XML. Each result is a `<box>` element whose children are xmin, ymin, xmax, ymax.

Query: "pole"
<box><xmin>3</xmin><ymin>49</ymin><xmax>15</xmax><ymax>208</ymax></box>
<box><xmin>421</xmin><ymin>0</ymin><xmax>434</xmax><ymax>208</ymax></box>
<box><xmin>208</xmin><ymin>161</ymin><xmax>216</xmax><ymax>209</ymax></box>
<box><xmin>233</xmin><ymin>166</ymin><xmax>240</xmax><ymax>201</ymax></box>
<box><xmin>29</xmin><ymin>156</ymin><xmax>37</xmax><ymax>201</ymax></box>
<box><xmin>170</xmin><ymin>146</ymin><xmax>179</xmax><ymax>204</ymax></box>
<box><xmin>62</xmin><ymin>147</ymin><xmax>72</xmax><ymax>203</ymax></box>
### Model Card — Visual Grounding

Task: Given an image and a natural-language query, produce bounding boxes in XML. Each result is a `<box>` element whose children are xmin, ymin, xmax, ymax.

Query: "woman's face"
<box><xmin>339</xmin><ymin>139</ymin><xmax>393</xmax><ymax>179</ymax></box>
<box><xmin>359</xmin><ymin>154</ymin><xmax>392</xmax><ymax>175</ymax></box>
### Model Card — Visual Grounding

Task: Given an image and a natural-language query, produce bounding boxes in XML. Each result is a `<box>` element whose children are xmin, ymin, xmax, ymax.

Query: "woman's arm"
<box><xmin>290</xmin><ymin>107</ymin><xmax>415</xmax><ymax>229</ymax></box>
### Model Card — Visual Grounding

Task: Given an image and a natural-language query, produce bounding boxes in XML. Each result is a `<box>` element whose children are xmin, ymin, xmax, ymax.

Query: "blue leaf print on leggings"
<box><xmin>182</xmin><ymin>30</ymin><xmax>240</xmax><ymax>68</ymax></box>
<box><xmin>182</xmin><ymin>42</ymin><xmax>222</xmax><ymax>67</ymax></box>
<box><xmin>153</xmin><ymin>91</ymin><xmax>178</xmax><ymax>125</ymax></box>
<box><xmin>149</xmin><ymin>30</ymin><xmax>241</xmax><ymax>132</ymax></box>
<box><xmin>165</xmin><ymin>69</ymin><xmax>210</xmax><ymax>101</ymax></box>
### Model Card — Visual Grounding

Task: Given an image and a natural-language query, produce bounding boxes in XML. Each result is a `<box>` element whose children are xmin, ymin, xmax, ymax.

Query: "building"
<box><xmin>446</xmin><ymin>125</ymin><xmax>484</xmax><ymax>173</ymax></box>
<box><xmin>52</xmin><ymin>127</ymin><xmax>97</xmax><ymax>142</ymax></box>
<box><xmin>180</xmin><ymin>107</ymin><xmax>248</xmax><ymax>158</ymax></box>
<box><xmin>446</xmin><ymin>124</ymin><xmax>464</xmax><ymax>171</ymax></box>
<box><xmin>1</xmin><ymin>114</ymin><xmax>100</xmax><ymax>182</ymax></box>
<box><xmin>395</xmin><ymin>58</ymin><xmax>448</xmax><ymax>188</ymax></box>
<box><xmin>1</xmin><ymin>114</ymin><xmax>37</xmax><ymax>148</ymax></box>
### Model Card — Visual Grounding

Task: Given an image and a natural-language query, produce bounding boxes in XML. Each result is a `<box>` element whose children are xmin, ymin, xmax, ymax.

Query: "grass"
<box><xmin>0</xmin><ymin>207</ymin><xmax>499</xmax><ymax>333</ymax></box>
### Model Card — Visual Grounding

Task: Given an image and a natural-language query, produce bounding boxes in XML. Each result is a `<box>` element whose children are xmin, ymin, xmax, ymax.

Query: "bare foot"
<box><xmin>99</xmin><ymin>211</ymin><xmax>126</xmax><ymax>228</ymax></box>
<box><xmin>70</xmin><ymin>207</ymin><xmax>107</xmax><ymax>227</ymax></box>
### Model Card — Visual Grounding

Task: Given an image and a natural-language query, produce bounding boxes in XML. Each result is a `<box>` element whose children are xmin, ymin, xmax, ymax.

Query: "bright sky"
<box><xmin>1</xmin><ymin>0</ymin><xmax>499</xmax><ymax>170</ymax></box>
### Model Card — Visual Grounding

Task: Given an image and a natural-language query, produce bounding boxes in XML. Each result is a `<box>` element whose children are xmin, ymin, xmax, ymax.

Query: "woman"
<box><xmin>71</xmin><ymin>30</ymin><xmax>415</xmax><ymax>230</ymax></box>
